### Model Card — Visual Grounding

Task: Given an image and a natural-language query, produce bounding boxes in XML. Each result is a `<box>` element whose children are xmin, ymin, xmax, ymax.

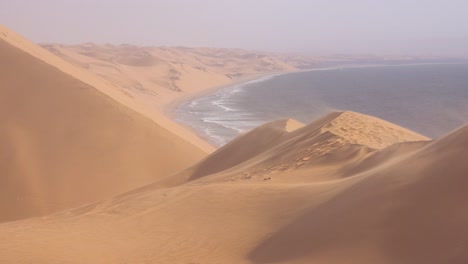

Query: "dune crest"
<box><xmin>321</xmin><ymin>111</ymin><xmax>430</xmax><ymax>149</ymax></box>
<box><xmin>137</xmin><ymin>111</ymin><xmax>430</xmax><ymax>190</ymax></box>
<box><xmin>284</xmin><ymin>118</ymin><xmax>305</xmax><ymax>132</ymax></box>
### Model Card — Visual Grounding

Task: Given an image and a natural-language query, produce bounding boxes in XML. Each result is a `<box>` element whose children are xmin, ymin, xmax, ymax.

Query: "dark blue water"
<box><xmin>174</xmin><ymin>63</ymin><xmax>468</xmax><ymax>147</ymax></box>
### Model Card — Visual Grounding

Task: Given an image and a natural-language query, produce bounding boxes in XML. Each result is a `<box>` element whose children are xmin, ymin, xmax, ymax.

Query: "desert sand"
<box><xmin>1</xmin><ymin>24</ymin><xmax>467</xmax><ymax>264</ymax></box>
<box><xmin>1</xmin><ymin>110</ymin><xmax>467</xmax><ymax>263</ymax></box>
<box><xmin>0</xmin><ymin>24</ymin><xmax>208</xmax><ymax>222</ymax></box>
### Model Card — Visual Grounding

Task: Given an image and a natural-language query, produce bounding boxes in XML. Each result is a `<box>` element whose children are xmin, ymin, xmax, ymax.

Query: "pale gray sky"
<box><xmin>1</xmin><ymin>0</ymin><xmax>467</xmax><ymax>56</ymax></box>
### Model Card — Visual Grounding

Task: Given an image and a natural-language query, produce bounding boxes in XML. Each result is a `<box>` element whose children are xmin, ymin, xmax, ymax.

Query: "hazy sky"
<box><xmin>1</xmin><ymin>0</ymin><xmax>468</xmax><ymax>56</ymax></box>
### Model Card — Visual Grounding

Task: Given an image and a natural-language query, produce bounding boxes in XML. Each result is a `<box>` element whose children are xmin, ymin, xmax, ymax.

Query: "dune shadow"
<box><xmin>248</xmin><ymin>139</ymin><xmax>468</xmax><ymax>263</ymax></box>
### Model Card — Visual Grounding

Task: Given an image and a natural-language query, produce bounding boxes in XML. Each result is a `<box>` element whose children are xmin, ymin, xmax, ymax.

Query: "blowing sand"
<box><xmin>1</xmin><ymin>23</ymin><xmax>467</xmax><ymax>263</ymax></box>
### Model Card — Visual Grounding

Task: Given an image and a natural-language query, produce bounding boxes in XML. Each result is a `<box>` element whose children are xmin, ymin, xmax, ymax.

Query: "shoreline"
<box><xmin>161</xmin><ymin>71</ymin><xmax>294</xmax><ymax>149</ymax></box>
<box><xmin>166</xmin><ymin>60</ymin><xmax>468</xmax><ymax>115</ymax></box>
<box><xmin>162</xmin><ymin>71</ymin><xmax>290</xmax><ymax>117</ymax></box>
<box><xmin>164</xmin><ymin>61</ymin><xmax>468</xmax><ymax>116</ymax></box>
<box><xmin>161</xmin><ymin>61</ymin><xmax>468</xmax><ymax>149</ymax></box>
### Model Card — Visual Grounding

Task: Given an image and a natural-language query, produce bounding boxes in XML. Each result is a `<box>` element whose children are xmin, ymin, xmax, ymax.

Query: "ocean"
<box><xmin>174</xmin><ymin>63</ymin><xmax>468</xmax><ymax>147</ymax></box>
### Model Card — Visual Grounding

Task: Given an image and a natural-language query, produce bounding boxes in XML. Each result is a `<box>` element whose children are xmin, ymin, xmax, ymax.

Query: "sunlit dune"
<box><xmin>0</xmin><ymin>25</ymin><xmax>207</xmax><ymax>222</ymax></box>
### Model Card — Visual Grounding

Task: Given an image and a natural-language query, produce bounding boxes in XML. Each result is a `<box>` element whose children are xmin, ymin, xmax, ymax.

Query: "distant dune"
<box><xmin>0</xmin><ymin>25</ymin><xmax>207</xmax><ymax>222</ymax></box>
<box><xmin>2</xmin><ymin>111</ymin><xmax>466</xmax><ymax>263</ymax></box>
<box><xmin>41</xmin><ymin>44</ymin><xmax>319</xmax><ymax>109</ymax></box>
<box><xmin>41</xmin><ymin>42</ymin><xmax>465</xmax><ymax>113</ymax></box>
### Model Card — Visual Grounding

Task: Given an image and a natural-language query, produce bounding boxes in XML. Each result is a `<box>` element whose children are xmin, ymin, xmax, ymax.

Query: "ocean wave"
<box><xmin>201</xmin><ymin>115</ymin><xmax>263</xmax><ymax>134</ymax></box>
<box><xmin>174</xmin><ymin>73</ymin><xmax>286</xmax><ymax>145</ymax></box>
<box><xmin>228</xmin><ymin>87</ymin><xmax>244</xmax><ymax>94</ymax></box>
<box><xmin>202</xmin><ymin>117</ymin><xmax>245</xmax><ymax>133</ymax></box>
<box><xmin>189</xmin><ymin>100</ymin><xmax>199</xmax><ymax>107</ymax></box>
<box><xmin>243</xmin><ymin>74</ymin><xmax>280</xmax><ymax>85</ymax></box>
<box><xmin>211</xmin><ymin>99</ymin><xmax>238</xmax><ymax>112</ymax></box>
<box><xmin>200</xmin><ymin>127</ymin><xmax>228</xmax><ymax>146</ymax></box>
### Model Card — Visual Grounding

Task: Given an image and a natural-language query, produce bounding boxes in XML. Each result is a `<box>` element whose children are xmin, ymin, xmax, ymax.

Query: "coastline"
<box><xmin>161</xmin><ymin>71</ymin><xmax>294</xmax><ymax>149</ymax></box>
<box><xmin>165</xmin><ymin>60</ymin><xmax>467</xmax><ymax>115</ymax></box>
<box><xmin>162</xmin><ymin>71</ymin><xmax>291</xmax><ymax>117</ymax></box>
<box><xmin>160</xmin><ymin>62</ymin><xmax>417</xmax><ymax>143</ymax></box>
<box><xmin>161</xmin><ymin>61</ymin><xmax>468</xmax><ymax>149</ymax></box>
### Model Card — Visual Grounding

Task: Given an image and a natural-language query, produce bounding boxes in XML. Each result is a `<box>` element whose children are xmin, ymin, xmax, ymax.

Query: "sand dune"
<box><xmin>249</xmin><ymin>124</ymin><xmax>468</xmax><ymax>264</ymax></box>
<box><xmin>41</xmin><ymin>44</ymin><xmax>313</xmax><ymax>107</ymax></box>
<box><xmin>1</xmin><ymin>24</ymin><xmax>214</xmax><ymax>153</ymax></box>
<box><xmin>161</xmin><ymin>111</ymin><xmax>429</xmax><ymax>186</ymax></box>
<box><xmin>40</xmin><ymin>44</ymin><xmax>325</xmax><ymax>136</ymax></box>
<box><xmin>0</xmin><ymin>25</ymin><xmax>207</xmax><ymax>222</ymax></box>
<box><xmin>2</xmin><ymin>111</ymin><xmax>465</xmax><ymax>263</ymax></box>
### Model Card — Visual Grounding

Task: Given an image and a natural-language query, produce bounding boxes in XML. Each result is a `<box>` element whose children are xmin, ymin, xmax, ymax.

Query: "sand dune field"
<box><xmin>0</xmin><ymin>24</ymin><xmax>467</xmax><ymax>263</ymax></box>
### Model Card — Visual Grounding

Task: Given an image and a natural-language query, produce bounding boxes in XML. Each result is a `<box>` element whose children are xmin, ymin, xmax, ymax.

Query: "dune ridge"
<box><xmin>145</xmin><ymin>111</ymin><xmax>428</xmax><ymax>189</ymax></box>
<box><xmin>0</xmin><ymin>24</ymin><xmax>214</xmax><ymax>153</ymax></box>
<box><xmin>0</xmin><ymin>25</ymin><xmax>208</xmax><ymax>222</ymax></box>
<box><xmin>2</xmin><ymin>111</ymin><xmax>464</xmax><ymax>264</ymax></box>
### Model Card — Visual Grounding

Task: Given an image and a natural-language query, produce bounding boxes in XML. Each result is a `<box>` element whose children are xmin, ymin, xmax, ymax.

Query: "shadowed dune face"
<box><xmin>249</xmin><ymin>126</ymin><xmax>468</xmax><ymax>264</ymax></box>
<box><xmin>187</xmin><ymin>119</ymin><xmax>304</xmax><ymax>181</ymax></box>
<box><xmin>0</xmin><ymin>36</ymin><xmax>206</xmax><ymax>222</ymax></box>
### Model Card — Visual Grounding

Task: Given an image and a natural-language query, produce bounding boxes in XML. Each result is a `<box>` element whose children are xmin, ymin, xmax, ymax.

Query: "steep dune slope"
<box><xmin>1</xmin><ymin>24</ymin><xmax>214</xmax><ymax>153</ymax></box>
<box><xmin>1</xmin><ymin>112</ymin><xmax>462</xmax><ymax>264</ymax></box>
<box><xmin>182</xmin><ymin>119</ymin><xmax>304</xmax><ymax>181</ymax></box>
<box><xmin>0</xmin><ymin>27</ymin><xmax>206</xmax><ymax>222</ymax></box>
